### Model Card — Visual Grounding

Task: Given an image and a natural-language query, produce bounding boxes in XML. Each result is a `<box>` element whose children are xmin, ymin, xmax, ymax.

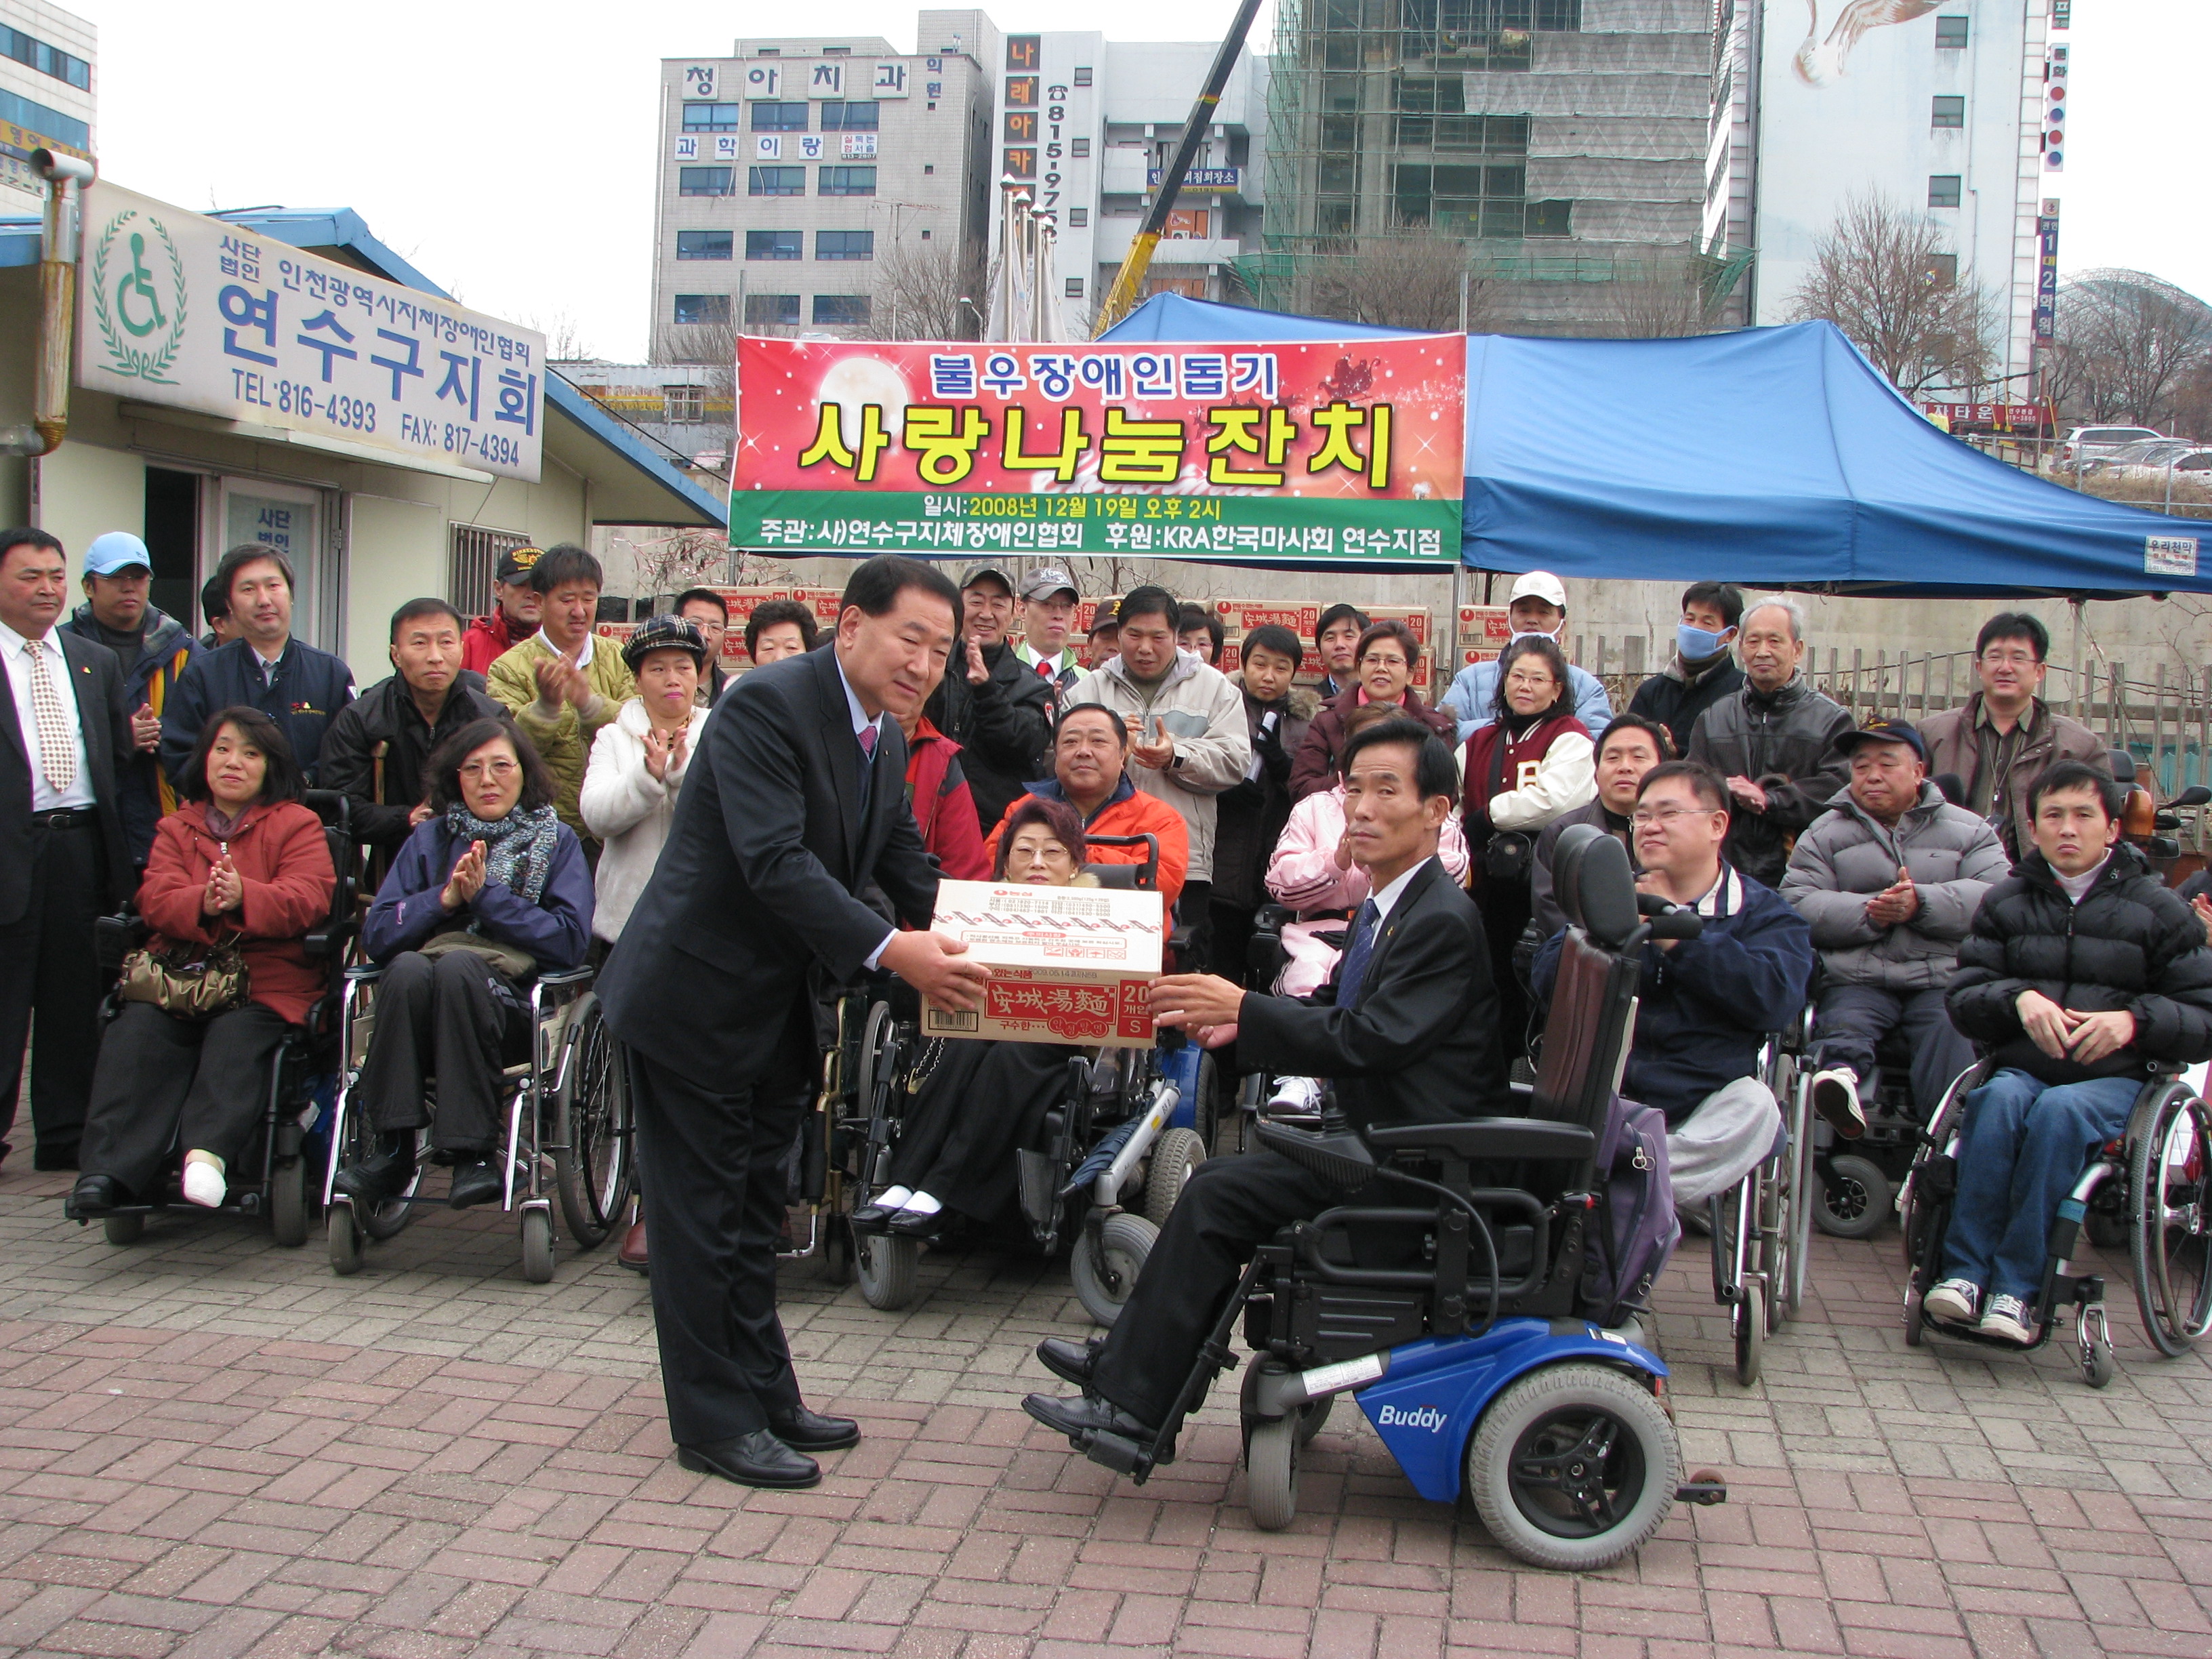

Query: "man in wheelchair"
<box><xmin>1021</xmin><ymin>716</ymin><xmax>1511</xmax><ymax>1443</ymax></box>
<box><xmin>1534</xmin><ymin>761</ymin><xmax>1814</xmax><ymax>1207</ymax></box>
<box><xmin>1927</xmin><ymin>761</ymin><xmax>2212</xmax><ymax>1343</ymax></box>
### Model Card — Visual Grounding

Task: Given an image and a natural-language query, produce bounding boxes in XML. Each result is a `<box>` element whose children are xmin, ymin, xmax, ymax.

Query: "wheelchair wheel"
<box><xmin>1469</xmin><ymin>1361</ymin><xmax>1679</xmax><ymax>1573</ymax></box>
<box><xmin>327</xmin><ymin>1200</ymin><xmax>363</xmax><ymax>1276</ymax></box>
<box><xmin>1902</xmin><ymin>1279</ymin><xmax>1926</xmax><ymax>1347</ymax></box>
<box><xmin>1814</xmin><ymin>1154</ymin><xmax>1888</xmax><ymax>1240</ymax></box>
<box><xmin>2128</xmin><ymin>1084</ymin><xmax>2212</xmax><ymax>1358</ymax></box>
<box><xmin>855</xmin><ymin>1001</ymin><xmax>896</xmax><ymax>1109</ymax></box>
<box><xmin>268</xmin><ymin>1147</ymin><xmax>310</xmax><ymax>1249</ymax></box>
<box><xmin>1240</xmin><ymin>1358</ymin><xmax>1332</xmax><ymax>1452</ymax></box>
<box><xmin>1071</xmin><ymin>1212</ymin><xmax>1156</xmax><ymax>1328</ymax></box>
<box><xmin>102</xmin><ymin>1212</ymin><xmax>144</xmax><ymax>1246</ymax></box>
<box><xmin>1245</xmin><ymin>1415</ymin><xmax>1299</xmax><ymax>1532</ymax></box>
<box><xmin>1143</xmin><ymin>1128</ymin><xmax>1205</xmax><ymax>1228</ymax></box>
<box><xmin>855</xmin><ymin>1231</ymin><xmax>919</xmax><ymax>1311</ymax></box>
<box><xmin>1190</xmin><ymin>1051</ymin><xmax>1219</xmax><ymax>1153</ymax></box>
<box><xmin>1732</xmin><ymin>1282</ymin><xmax>1764</xmax><ymax>1387</ymax></box>
<box><xmin>520</xmin><ymin>1206</ymin><xmax>555</xmax><ymax>1284</ymax></box>
<box><xmin>553</xmin><ymin>996</ymin><xmax>632</xmax><ymax>1251</ymax></box>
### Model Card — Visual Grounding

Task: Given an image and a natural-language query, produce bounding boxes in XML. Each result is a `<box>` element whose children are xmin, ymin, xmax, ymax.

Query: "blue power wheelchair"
<box><xmin>811</xmin><ymin>832</ymin><xmax>1214</xmax><ymax>1326</ymax></box>
<box><xmin>1066</xmin><ymin>825</ymin><xmax>1727</xmax><ymax>1571</ymax></box>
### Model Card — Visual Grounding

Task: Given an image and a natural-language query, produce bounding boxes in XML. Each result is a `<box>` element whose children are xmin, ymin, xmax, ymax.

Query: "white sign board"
<box><xmin>75</xmin><ymin>182</ymin><xmax>546</xmax><ymax>483</ymax></box>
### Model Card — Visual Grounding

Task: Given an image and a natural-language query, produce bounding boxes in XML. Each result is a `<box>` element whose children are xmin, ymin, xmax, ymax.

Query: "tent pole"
<box><xmin>1449</xmin><ymin>560</ymin><xmax>1465</xmax><ymax>669</ymax></box>
<box><xmin>2069</xmin><ymin>598</ymin><xmax>2083</xmax><ymax>721</ymax></box>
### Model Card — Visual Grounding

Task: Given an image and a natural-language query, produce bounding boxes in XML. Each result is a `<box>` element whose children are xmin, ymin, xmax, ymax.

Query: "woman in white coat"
<box><xmin>580</xmin><ymin>614</ymin><xmax>712</xmax><ymax>946</ymax></box>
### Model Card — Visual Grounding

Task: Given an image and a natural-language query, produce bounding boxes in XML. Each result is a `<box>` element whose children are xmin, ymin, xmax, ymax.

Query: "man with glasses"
<box><xmin>1534</xmin><ymin>760</ymin><xmax>1814</xmax><ymax>1207</ymax></box>
<box><xmin>1919</xmin><ymin>613</ymin><xmax>2104</xmax><ymax>862</ymax></box>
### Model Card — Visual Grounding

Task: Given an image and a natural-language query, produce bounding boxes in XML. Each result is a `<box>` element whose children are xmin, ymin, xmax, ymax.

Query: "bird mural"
<box><xmin>1793</xmin><ymin>0</ymin><xmax>1942</xmax><ymax>86</ymax></box>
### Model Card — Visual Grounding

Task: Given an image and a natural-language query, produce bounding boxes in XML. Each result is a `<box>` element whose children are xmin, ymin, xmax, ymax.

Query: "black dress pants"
<box><xmin>0</xmin><ymin>818</ymin><xmax>107</xmax><ymax>1160</ymax></box>
<box><xmin>357</xmin><ymin>950</ymin><xmax>527</xmax><ymax>1154</ymax></box>
<box><xmin>632</xmin><ymin>994</ymin><xmax>814</xmax><ymax>1446</ymax></box>
<box><xmin>1089</xmin><ymin>1148</ymin><xmax>1342</xmax><ymax>1427</ymax></box>
<box><xmin>79</xmin><ymin>1002</ymin><xmax>291</xmax><ymax>1200</ymax></box>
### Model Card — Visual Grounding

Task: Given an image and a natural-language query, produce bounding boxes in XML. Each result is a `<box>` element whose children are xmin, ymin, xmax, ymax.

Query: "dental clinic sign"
<box><xmin>75</xmin><ymin>183</ymin><xmax>546</xmax><ymax>482</ymax></box>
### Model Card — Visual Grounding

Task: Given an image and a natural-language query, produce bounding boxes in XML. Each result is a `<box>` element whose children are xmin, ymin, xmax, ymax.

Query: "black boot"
<box><xmin>446</xmin><ymin>1158</ymin><xmax>504</xmax><ymax>1210</ymax></box>
<box><xmin>332</xmin><ymin>1133</ymin><xmax>416</xmax><ymax>1205</ymax></box>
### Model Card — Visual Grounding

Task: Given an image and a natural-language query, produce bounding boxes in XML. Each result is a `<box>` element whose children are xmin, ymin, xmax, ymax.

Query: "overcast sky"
<box><xmin>70</xmin><ymin>0</ymin><xmax>2206</xmax><ymax>361</ymax></box>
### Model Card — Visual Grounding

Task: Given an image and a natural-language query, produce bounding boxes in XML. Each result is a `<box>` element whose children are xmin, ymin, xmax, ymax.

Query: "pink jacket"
<box><xmin>1264</xmin><ymin>786</ymin><xmax>1471</xmax><ymax>995</ymax></box>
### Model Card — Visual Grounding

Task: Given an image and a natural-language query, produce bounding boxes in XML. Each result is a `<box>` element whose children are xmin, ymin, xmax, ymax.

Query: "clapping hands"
<box><xmin>441</xmin><ymin>840</ymin><xmax>488</xmax><ymax>911</ymax></box>
<box><xmin>531</xmin><ymin>651</ymin><xmax>592</xmax><ymax>710</ymax></box>
<box><xmin>2015</xmin><ymin>988</ymin><xmax>2136</xmax><ymax>1065</ymax></box>
<box><xmin>200</xmin><ymin>855</ymin><xmax>243</xmax><ymax>917</ymax></box>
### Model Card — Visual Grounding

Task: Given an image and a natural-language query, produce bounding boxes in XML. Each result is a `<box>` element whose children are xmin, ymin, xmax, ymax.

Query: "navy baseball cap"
<box><xmin>1835</xmin><ymin>718</ymin><xmax>1927</xmax><ymax>762</ymax></box>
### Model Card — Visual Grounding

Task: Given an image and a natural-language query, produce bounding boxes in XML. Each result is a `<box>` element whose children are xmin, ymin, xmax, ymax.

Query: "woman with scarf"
<box><xmin>335</xmin><ymin>717</ymin><xmax>592</xmax><ymax>1210</ymax></box>
<box><xmin>1461</xmin><ymin>634</ymin><xmax>1595</xmax><ymax>1054</ymax></box>
<box><xmin>69</xmin><ymin>708</ymin><xmax>335</xmax><ymax>1215</ymax></box>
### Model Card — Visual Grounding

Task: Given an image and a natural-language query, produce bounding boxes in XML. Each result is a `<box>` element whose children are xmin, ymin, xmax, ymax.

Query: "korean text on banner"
<box><xmin>922</xmin><ymin>878</ymin><xmax>1166</xmax><ymax>1048</ymax></box>
<box><xmin>731</xmin><ymin>336</ymin><xmax>1467</xmax><ymax>565</ymax></box>
<box><xmin>75</xmin><ymin>183</ymin><xmax>546</xmax><ymax>483</ymax></box>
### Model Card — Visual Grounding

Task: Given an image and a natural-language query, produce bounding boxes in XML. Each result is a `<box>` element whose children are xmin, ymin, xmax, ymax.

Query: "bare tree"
<box><xmin>1298</xmin><ymin>224</ymin><xmax>1492</xmax><ymax>333</ymax></box>
<box><xmin>2047</xmin><ymin>270</ymin><xmax>2212</xmax><ymax>429</ymax></box>
<box><xmin>1786</xmin><ymin>192</ymin><xmax>1999</xmax><ymax>396</ymax></box>
<box><xmin>1604</xmin><ymin>249</ymin><xmax>1713</xmax><ymax>339</ymax></box>
<box><xmin>857</xmin><ymin>237</ymin><xmax>989</xmax><ymax>341</ymax></box>
<box><xmin>524</xmin><ymin>310</ymin><xmax>598</xmax><ymax>363</ymax></box>
<box><xmin>613</xmin><ymin>529</ymin><xmax>790</xmax><ymax>607</ymax></box>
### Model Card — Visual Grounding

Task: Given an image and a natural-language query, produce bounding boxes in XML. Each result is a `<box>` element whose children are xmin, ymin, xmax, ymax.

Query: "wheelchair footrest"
<box><xmin>1676</xmin><ymin>1471</ymin><xmax>1729</xmax><ymax>1506</ymax></box>
<box><xmin>1077</xmin><ymin>1427</ymin><xmax>1172</xmax><ymax>1482</ymax></box>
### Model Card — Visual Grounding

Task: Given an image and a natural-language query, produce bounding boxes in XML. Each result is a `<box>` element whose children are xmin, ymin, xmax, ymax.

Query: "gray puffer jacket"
<box><xmin>1779</xmin><ymin>780</ymin><xmax>2011</xmax><ymax>991</ymax></box>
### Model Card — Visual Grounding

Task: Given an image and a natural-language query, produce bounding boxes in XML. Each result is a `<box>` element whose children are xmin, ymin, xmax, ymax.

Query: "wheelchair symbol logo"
<box><xmin>90</xmin><ymin>205</ymin><xmax>186</xmax><ymax>384</ymax></box>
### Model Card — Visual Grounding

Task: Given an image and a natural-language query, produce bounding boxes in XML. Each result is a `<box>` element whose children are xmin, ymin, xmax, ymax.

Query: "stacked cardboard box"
<box><xmin>1455</xmin><ymin>604</ymin><xmax>1511</xmax><ymax>670</ymax></box>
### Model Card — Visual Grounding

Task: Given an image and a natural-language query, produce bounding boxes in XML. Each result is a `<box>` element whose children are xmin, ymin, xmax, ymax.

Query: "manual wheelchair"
<box><xmin>66</xmin><ymin>791</ymin><xmax>362</xmax><ymax>1247</ymax></box>
<box><xmin>1899</xmin><ymin>1058</ymin><xmax>2212</xmax><ymax>1386</ymax></box>
<box><xmin>810</xmin><ymin>832</ymin><xmax>1213</xmax><ymax>1325</ymax></box>
<box><xmin>1069</xmin><ymin>824</ymin><xmax>1726</xmax><ymax>1571</ymax></box>
<box><xmin>321</xmin><ymin>951</ymin><xmax>631</xmax><ymax>1284</ymax></box>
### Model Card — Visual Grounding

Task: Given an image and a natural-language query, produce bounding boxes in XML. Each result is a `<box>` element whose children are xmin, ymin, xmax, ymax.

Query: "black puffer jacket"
<box><xmin>924</xmin><ymin>637</ymin><xmax>1053</xmax><ymax>836</ymax></box>
<box><xmin>1685</xmin><ymin>672</ymin><xmax>1853</xmax><ymax>887</ymax></box>
<box><xmin>1948</xmin><ymin>842</ymin><xmax>2212</xmax><ymax>1086</ymax></box>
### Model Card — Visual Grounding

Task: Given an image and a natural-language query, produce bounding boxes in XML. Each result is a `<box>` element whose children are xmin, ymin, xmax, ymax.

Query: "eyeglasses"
<box><xmin>1978</xmin><ymin>650</ymin><xmax>2040</xmax><ymax>667</ymax></box>
<box><xmin>459</xmin><ymin>760</ymin><xmax>519</xmax><ymax>782</ymax></box>
<box><xmin>1631</xmin><ymin>805</ymin><xmax>1723</xmax><ymax>828</ymax></box>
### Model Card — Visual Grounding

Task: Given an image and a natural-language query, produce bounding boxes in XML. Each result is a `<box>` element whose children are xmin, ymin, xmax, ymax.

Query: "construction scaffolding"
<box><xmin>1252</xmin><ymin>0</ymin><xmax>1749</xmax><ymax>334</ymax></box>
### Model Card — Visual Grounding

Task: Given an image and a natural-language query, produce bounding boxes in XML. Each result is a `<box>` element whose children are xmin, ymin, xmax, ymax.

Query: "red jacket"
<box><xmin>135</xmin><ymin>800</ymin><xmax>335</xmax><ymax>1025</ymax></box>
<box><xmin>1462</xmin><ymin>711</ymin><xmax>1591</xmax><ymax>831</ymax></box>
<box><xmin>1288</xmin><ymin>684</ymin><xmax>1458</xmax><ymax>800</ymax></box>
<box><xmin>985</xmin><ymin>777</ymin><xmax>1191</xmax><ymax>912</ymax></box>
<box><xmin>461</xmin><ymin>611</ymin><xmax>532</xmax><ymax>676</ymax></box>
<box><xmin>904</xmin><ymin>719</ymin><xmax>990</xmax><ymax>880</ymax></box>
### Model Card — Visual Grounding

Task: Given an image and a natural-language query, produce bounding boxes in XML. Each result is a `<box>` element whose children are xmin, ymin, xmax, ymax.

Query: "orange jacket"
<box><xmin>985</xmin><ymin>777</ymin><xmax>1190</xmax><ymax>912</ymax></box>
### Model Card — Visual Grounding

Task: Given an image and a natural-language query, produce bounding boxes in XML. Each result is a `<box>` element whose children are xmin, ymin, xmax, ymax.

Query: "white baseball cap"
<box><xmin>1507</xmin><ymin>571</ymin><xmax>1567</xmax><ymax>609</ymax></box>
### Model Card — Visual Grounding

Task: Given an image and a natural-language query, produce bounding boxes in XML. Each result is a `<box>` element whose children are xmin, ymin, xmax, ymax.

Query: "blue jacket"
<box><xmin>1441</xmin><ymin>653</ymin><xmax>1612</xmax><ymax>744</ymax></box>
<box><xmin>1534</xmin><ymin>862</ymin><xmax>1812</xmax><ymax>1127</ymax></box>
<box><xmin>363</xmin><ymin>818</ymin><xmax>592</xmax><ymax>973</ymax></box>
<box><xmin>161</xmin><ymin>637</ymin><xmax>354</xmax><ymax>790</ymax></box>
<box><xmin>60</xmin><ymin>602</ymin><xmax>201</xmax><ymax>865</ymax></box>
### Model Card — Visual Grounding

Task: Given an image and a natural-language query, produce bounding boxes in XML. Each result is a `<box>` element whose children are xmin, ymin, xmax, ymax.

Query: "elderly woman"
<box><xmin>1288</xmin><ymin>619</ymin><xmax>1456</xmax><ymax>800</ymax></box>
<box><xmin>1462</xmin><ymin>633</ymin><xmax>1595</xmax><ymax>1049</ymax></box>
<box><xmin>851</xmin><ymin>797</ymin><xmax>1104</xmax><ymax>1240</ymax></box>
<box><xmin>580</xmin><ymin>615</ymin><xmax>714</xmax><ymax>944</ymax></box>
<box><xmin>70</xmin><ymin>709</ymin><xmax>335</xmax><ymax>1214</ymax></box>
<box><xmin>335</xmin><ymin>717</ymin><xmax>592</xmax><ymax>1210</ymax></box>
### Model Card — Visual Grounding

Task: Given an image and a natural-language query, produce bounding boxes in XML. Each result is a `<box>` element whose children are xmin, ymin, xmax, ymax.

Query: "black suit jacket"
<box><xmin>1235</xmin><ymin>856</ymin><xmax>1509</xmax><ymax>1132</ymax></box>
<box><xmin>597</xmin><ymin>642</ymin><xmax>941</xmax><ymax>1077</ymax></box>
<box><xmin>0</xmin><ymin>627</ymin><xmax>134</xmax><ymax>924</ymax></box>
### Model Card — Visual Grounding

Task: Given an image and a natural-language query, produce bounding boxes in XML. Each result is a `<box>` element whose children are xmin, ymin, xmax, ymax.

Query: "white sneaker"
<box><xmin>1265</xmin><ymin>1076</ymin><xmax>1323</xmax><ymax>1118</ymax></box>
<box><xmin>1979</xmin><ymin>1293</ymin><xmax>2038</xmax><ymax>1346</ymax></box>
<box><xmin>1922</xmin><ymin>1278</ymin><xmax>1980</xmax><ymax>1324</ymax></box>
<box><xmin>180</xmin><ymin>1156</ymin><xmax>226</xmax><ymax>1209</ymax></box>
<box><xmin>1809</xmin><ymin>1067</ymin><xmax>1867</xmax><ymax>1139</ymax></box>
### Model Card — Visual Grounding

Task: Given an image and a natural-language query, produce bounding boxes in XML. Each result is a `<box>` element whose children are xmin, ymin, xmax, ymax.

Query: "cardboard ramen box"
<box><xmin>922</xmin><ymin>879</ymin><xmax>1165</xmax><ymax>1048</ymax></box>
<box><xmin>1458</xmin><ymin>605</ymin><xmax>1511</xmax><ymax>652</ymax></box>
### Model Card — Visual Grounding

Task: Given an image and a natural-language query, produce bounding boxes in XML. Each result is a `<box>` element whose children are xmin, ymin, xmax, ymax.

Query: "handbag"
<box><xmin>1478</xmin><ymin>726</ymin><xmax>1535</xmax><ymax>883</ymax></box>
<box><xmin>417</xmin><ymin>927</ymin><xmax>537</xmax><ymax>981</ymax></box>
<box><xmin>117</xmin><ymin>936</ymin><xmax>251</xmax><ymax>1021</ymax></box>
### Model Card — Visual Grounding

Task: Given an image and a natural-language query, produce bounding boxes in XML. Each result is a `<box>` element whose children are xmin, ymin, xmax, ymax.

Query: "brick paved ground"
<box><xmin>0</xmin><ymin>1147</ymin><xmax>2207</xmax><ymax>1658</ymax></box>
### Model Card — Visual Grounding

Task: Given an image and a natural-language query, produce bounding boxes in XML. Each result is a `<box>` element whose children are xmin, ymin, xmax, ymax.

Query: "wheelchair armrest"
<box><xmin>536</xmin><ymin>966</ymin><xmax>594</xmax><ymax>989</ymax></box>
<box><xmin>95</xmin><ymin>912</ymin><xmax>148</xmax><ymax>970</ymax></box>
<box><xmin>1365</xmin><ymin>1117</ymin><xmax>1597</xmax><ymax>1163</ymax></box>
<box><xmin>344</xmin><ymin>963</ymin><xmax>386</xmax><ymax>984</ymax></box>
<box><xmin>1252</xmin><ymin>904</ymin><xmax>1294</xmax><ymax>935</ymax></box>
<box><xmin>302</xmin><ymin>920</ymin><xmax>356</xmax><ymax>961</ymax></box>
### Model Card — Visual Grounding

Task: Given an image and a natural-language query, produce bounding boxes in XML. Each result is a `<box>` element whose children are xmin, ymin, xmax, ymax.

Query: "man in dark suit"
<box><xmin>0</xmin><ymin>529</ymin><xmax>135</xmax><ymax>1170</ymax></box>
<box><xmin>1023</xmin><ymin>716</ymin><xmax>1511</xmax><ymax>1443</ymax></box>
<box><xmin>598</xmin><ymin>554</ymin><xmax>989</xmax><ymax>1492</ymax></box>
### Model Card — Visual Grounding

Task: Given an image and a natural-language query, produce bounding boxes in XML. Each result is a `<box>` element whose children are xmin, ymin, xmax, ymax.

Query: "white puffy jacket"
<box><xmin>579</xmin><ymin>697</ymin><xmax>710</xmax><ymax>943</ymax></box>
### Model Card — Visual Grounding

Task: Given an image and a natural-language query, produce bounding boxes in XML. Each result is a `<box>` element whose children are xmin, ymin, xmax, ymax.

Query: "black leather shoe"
<box><xmin>1036</xmin><ymin>1336</ymin><xmax>1101</xmax><ymax>1389</ymax></box>
<box><xmin>768</xmin><ymin>1406</ymin><xmax>860</xmax><ymax>1451</ymax></box>
<box><xmin>332</xmin><ymin>1139</ymin><xmax>415</xmax><ymax>1206</ymax></box>
<box><xmin>677</xmin><ymin>1430</ymin><xmax>821</xmax><ymax>1489</ymax></box>
<box><xmin>887</xmin><ymin>1206</ymin><xmax>948</xmax><ymax>1239</ymax></box>
<box><xmin>33</xmin><ymin>1142</ymin><xmax>80</xmax><ymax>1172</ymax></box>
<box><xmin>66</xmin><ymin>1174</ymin><xmax>126</xmax><ymax>1216</ymax></box>
<box><xmin>1022</xmin><ymin>1391</ymin><xmax>1158</xmax><ymax>1444</ymax></box>
<box><xmin>848</xmin><ymin>1202</ymin><xmax>899</xmax><ymax>1233</ymax></box>
<box><xmin>445</xmin><ymin>1158</ymin><xmax>504</xmax><ymax>1210</ymax></box>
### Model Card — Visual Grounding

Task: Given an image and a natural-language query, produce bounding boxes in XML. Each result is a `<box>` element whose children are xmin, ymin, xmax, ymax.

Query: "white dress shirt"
<box><xmin>0</xmin><ymin>617</ymin><xmax>94</xmax><ymax>812</ymax></box>
<box><xmin>1364</xmin><ymin>855</ymin><xmax>1431</xmax><ymax>932</ymax></box>
<box><xmin>833</xmin><ymin>653</ymin><xmax>897</xmax><ymax>971</ymax></box>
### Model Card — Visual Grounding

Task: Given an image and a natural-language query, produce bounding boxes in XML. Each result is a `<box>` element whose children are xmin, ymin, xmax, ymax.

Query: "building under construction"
<box><xmin>1247</xmin><ymin>0</ymin><xmax>1742</xmax><ymax>335</ymax></box>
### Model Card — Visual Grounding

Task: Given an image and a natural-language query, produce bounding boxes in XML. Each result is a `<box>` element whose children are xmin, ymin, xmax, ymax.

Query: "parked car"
<box><xmin>2083</xmin><ymin>438</ymin><xmax>2200</xmax><ymax>477</ymax></box>
<box><xmin>2057</xmin><ymin>425</ymin><xmax>2164</xmax><ymax>468</ymax></box>
<box><xmin>2100</xmin><ymin>447</ymin><xmax>2212</xmax><ymax>489</ymax></box>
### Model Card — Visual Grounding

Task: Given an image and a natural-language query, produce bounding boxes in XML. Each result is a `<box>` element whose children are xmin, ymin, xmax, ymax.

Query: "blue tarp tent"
<box><xmin>1101</xmin><ymin>293</ymin><xmax>2208</xmax><ymax>597</ymax></box>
